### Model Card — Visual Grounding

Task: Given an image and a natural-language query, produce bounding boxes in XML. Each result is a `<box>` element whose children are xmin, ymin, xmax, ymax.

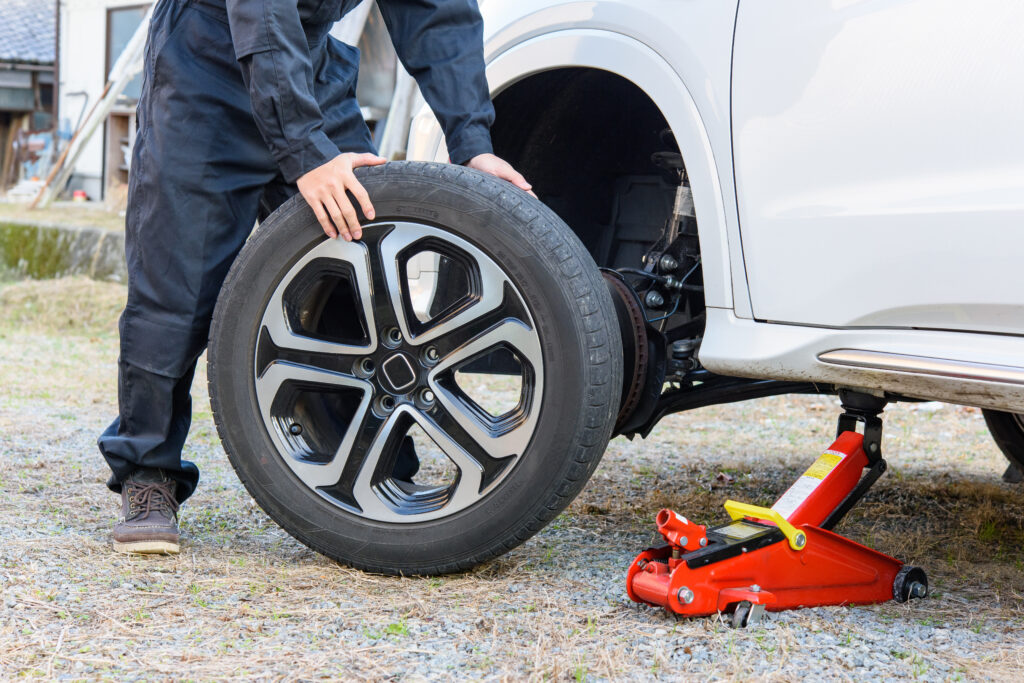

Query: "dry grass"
<box><xmin>0</xmin><ymin>277</ymin><xmax>127</xmax><ymax>337</ymax></box>
<box><xmin>1</xmin><ymin>277</ymin><xmax>1023</xmax><ymax>680</ymax></box>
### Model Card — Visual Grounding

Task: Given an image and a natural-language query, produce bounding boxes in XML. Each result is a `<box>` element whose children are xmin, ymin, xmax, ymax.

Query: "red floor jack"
<box><xmin>627</xmin><ymin>392</ymin><xmax>928</xmax><ymax>627</ymax></box>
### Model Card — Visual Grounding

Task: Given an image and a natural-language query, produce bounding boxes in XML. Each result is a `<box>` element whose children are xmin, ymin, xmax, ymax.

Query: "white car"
<box><xmin>207</xmin><ymin>0</ymin><xmax>1024</xmax><ymax>574</ymax></box>
<box><xmin>406</xmin><ymin>0</ymin><xmax>1024</xmax><ymax>462</ymax></box>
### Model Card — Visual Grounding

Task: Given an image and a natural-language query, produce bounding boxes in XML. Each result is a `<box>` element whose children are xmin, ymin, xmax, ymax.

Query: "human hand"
<box><xmin>297</xmin><ymin>152</ymin><xmax>387</xmax><ymax>240</ymax></box>
<box><xmin>465</xmin><ymin>153</ymin><xmax>537</xmax><ymax>198</ymax></box>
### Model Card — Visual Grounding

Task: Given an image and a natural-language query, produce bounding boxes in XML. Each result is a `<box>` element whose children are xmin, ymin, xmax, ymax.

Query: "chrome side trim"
<box><xmin>818</xmin><ymin>350</ymin><xmax>1024</xmax><ymax>386</ymax></box>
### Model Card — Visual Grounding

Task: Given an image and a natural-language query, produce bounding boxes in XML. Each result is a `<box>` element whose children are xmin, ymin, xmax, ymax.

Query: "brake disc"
<box><xmin>603</xmin><ymin>270</ymin><xmax>649</xmax><ymax>433</ymax></box>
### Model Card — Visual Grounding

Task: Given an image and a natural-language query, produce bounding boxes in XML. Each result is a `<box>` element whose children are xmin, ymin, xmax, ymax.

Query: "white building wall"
<box><xmin>58</xmin><ymin>0</ymin><xmax>149</xmax><ymax>199</ymax></box>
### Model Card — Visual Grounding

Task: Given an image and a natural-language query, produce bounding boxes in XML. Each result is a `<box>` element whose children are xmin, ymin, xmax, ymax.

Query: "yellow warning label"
<box><xmin>803</xmin><ymin>452</ymin><xmax>843</xmax><ymax>480</ymax></box>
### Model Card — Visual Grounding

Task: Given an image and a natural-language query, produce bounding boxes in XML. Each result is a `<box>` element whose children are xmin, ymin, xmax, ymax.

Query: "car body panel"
<box><xmin>732</xmin><ymin>0</ymin><xmax>1024</xmax><ymax>335</ymax></box>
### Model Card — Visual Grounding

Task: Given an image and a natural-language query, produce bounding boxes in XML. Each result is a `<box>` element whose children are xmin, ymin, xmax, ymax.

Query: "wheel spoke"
<box><xmin>419</xmin><ymin>401</ymin><xmax>516</xmax><ymax>491</ymax></box>
<box><xmin>428</xmin><ymin>318</ymin><xmax>544</xmax><ymax>462</ymax></box>
<box><xmin>432</xmin><ymin>318</ymin><xmax>542</xmax><ymax>378</ymax></box>
<box><xmin>357</xmin><ymin>226</ymin><xmax>402</xmax><ymax>331</ymax></box>
<box><xmin>326</xmin><ymin>407</ymin><xmax>397</xmax><ymax>513</ymax></box>
<box><xmin>261</xmin><ymin>237</ymin><xmax>378</xmax><ymax>357</ymax></box>
<box><xmin>408</xmin><ymin>409</ymin><xmax>485</xmax><ymax>508</ymax></box>
<box><xmin>377</xmin><ymin>222</ymin><xmax>513</xmax><ymax>345</ymax></box>
<box><xmin>257</xmin><ymin>327</ymin><xmax>373</xmax><ymax>378</ymax></box>
<box><xmin>342</xmin><ymin>405</ymin><xmax>488</xmax><ymax>518</ymax></box>
<box><xmin>255</xmin><ymin>361</ymin><xmax>372</xmax><ymax>490</ymax></box>
<box><xmin>426</xmin><ymin>281</ymin><xmax>530</xmax><ymax>362</ymax></box>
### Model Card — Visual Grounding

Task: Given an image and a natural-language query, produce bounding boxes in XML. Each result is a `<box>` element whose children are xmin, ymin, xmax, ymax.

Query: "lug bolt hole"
<box><xmin>420</xmin><ymin>389</ymin><xmax>435</xmax><ymax>405</ymax></box>
<box><xmin>357</xmin><ymin>358</ymin><xmax>375</xmax><ymax>377</ymax></box>
<box><xmin>377</xmin><ymin>395</ymin><xmax>397</xmax><ymax>414</ymax></box>
<box><xmin>383</xmin><ymin>327</ymin><xmax>403</xmax><ymax>347</ymax></box>
<box><xmin>288</xmin><ymin>423</ymin><xmax>303</xmax><ymax>436</ymax></box>
<box><xmin>423</xmin><ymin>347</ymin><xmax>440</xmax><ymax>365</ymax></box>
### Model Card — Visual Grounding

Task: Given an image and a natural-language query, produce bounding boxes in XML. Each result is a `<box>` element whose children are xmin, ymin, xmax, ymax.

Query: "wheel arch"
<box><xmin>407</xmin><ymin>29</ymin><xmax>735</xmax><ymax>311</ymax></box>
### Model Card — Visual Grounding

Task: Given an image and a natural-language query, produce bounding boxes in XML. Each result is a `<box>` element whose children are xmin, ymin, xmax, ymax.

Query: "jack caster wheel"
<box><xmin>893</xmin><ymin>565</ymin><xmax>928</xmax><ymax>602</ymax></box>
<box><xmin>729</xmin><ymin>601</ymin><xmax>765</xmax><ymax>629</ymax></box>
<box><xmin>208</xmin><ymin>162</ymin><xmax>622</xmax><ymax>575</ymax></box>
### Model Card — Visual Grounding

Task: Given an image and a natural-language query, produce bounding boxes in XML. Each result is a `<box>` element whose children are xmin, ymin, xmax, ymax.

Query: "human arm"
<box><xmin>225</xmin><ymin>0</ymin><xmax>384</xmax><ymax>239</ymax></box>
<box><xmin>377</xmin><ymin>0</ymin><xmax>494</xmax><ymax>166</ymax></box>
<box><xmin>377</xmin><ymin>0</ymin><xmax>534</xmax><ymax>195</ymax></box>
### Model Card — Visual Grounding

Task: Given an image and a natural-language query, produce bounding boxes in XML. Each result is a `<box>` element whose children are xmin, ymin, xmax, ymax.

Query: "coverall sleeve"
<box><xmin>225</xmin><ymin>0</ymin><xmax>340</xmax><ymax>183</ymax></box>
<box><xmin>377</xmin><ymin>0</ymin><xmax>496</xmax><ymax>165</ymax></box>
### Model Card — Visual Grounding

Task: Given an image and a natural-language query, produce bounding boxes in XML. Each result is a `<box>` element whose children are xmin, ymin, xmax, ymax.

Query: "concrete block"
<box><xmin>0</xmin><ymin>220</ymin><xmax>127</xmax><ymax>283</ymax></box>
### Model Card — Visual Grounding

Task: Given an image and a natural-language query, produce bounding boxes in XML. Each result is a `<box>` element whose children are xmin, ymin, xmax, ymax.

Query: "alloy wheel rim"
<box><xmin>253</xmin><ymin>222</ymin><xmax>544</xmax><ymax>523</ymax></box>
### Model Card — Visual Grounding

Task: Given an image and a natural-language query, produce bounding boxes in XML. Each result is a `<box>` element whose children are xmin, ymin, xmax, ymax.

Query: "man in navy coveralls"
<box><xmin>97</xmin><ymin>0</ymin><xmax>533</xmax><ymax>554</ymax></box>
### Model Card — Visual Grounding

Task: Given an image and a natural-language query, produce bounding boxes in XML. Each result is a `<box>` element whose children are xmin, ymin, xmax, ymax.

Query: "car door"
<box><xmin>731</xmin><ymin>0</ymin><xmax>1024</xmax><ymax>335</ymax></box>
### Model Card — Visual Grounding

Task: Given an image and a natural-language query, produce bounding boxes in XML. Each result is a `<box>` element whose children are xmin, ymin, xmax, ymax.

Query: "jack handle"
<box><xmin>723</xmin><ymin>500</ymin><xmax>807</xmax><ymax>551</ymax></box>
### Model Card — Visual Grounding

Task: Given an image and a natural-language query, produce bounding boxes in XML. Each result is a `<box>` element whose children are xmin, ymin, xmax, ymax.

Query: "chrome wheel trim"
<box><xmin>253</xmin><ymin>222</ymin><xmax>544</xmax><ymax>523</ymax></box>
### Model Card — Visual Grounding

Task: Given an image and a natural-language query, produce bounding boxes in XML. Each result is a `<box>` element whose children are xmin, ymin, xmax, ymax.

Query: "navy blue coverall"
<box><xmin>97</xmin><ymin>0</ymin><xmax>496</xmax><ymax>502</ymax></box>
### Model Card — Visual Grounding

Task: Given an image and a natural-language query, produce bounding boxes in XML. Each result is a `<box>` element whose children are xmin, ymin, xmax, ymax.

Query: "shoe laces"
<box><xmin>127</xmin><ymin>481</ymin><xmax>179</xmax><ymax>521</ymax></box>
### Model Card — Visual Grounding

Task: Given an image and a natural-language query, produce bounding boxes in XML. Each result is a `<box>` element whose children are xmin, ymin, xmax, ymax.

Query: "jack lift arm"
<box><xmin>626</xmin><ymin>391</ymin><xmax>928</xmax><ymax>627</ymax></box>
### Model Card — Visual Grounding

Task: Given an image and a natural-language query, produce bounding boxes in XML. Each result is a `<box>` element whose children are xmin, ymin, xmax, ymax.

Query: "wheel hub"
<box><xmin>378</xmin><ymin>350</ymin><xmax>419</xmax><ymax>394</ymax></box>
<box><xmin>252</xmin><ymin>221</ymin><xmax>545</xmax><ymax>523</ymax></box>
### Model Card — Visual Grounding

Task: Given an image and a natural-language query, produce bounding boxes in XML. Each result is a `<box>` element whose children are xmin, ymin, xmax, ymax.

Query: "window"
<box><xmin>107</xmin><ymin>5</ymin><xmax>151</xmax><ymax>102</ymax></box>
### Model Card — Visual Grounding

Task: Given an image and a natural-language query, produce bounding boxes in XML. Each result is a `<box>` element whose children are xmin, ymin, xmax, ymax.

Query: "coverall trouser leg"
<box><xmin>97</xmin><ymin>0</ymin><xmax>372</xmax><ymax>503</ymax></box>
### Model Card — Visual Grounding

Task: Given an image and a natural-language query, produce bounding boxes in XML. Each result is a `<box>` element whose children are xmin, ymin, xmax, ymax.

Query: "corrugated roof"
<box><xmin>0</xmin><ymin>0</ymin><xmax>55</xmax><ymax>66</ymax></box>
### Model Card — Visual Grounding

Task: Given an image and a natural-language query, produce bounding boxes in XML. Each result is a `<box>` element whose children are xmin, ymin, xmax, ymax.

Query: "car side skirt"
<box><xmin>700</xmin><ymin>307</ymin><xmax>1024</xmax><ymax>413</ymax></box>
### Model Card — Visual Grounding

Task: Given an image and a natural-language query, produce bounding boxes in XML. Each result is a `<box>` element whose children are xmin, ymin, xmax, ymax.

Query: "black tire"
<box><xmin>982</xmin><ymin>410</ymin><xmax>1024</xmax><ymax>481</ymax></box>
<box><xmin>208</xmin><ymin>161</ymin><xmax>622</xmax><ymax>575</ymax></box>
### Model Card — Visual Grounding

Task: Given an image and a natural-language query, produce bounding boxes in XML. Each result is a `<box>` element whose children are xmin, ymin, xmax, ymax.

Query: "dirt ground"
<box><xmin>1</xmin><ymin>277</ymin><xmax>1022</xmax><ymax>680</ymax></box>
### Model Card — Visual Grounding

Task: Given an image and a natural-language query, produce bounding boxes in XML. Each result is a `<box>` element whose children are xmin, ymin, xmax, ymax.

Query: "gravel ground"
<box><xmin>1</xmin><ymin>277</ymin><xmax>1023</xmax><ymax>680</ymax></box>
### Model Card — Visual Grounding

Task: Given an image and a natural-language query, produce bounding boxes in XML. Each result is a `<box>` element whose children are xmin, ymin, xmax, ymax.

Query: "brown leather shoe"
<box><xmin>112</xmin><ymin>470</ymin><xmax>180</xmax><ymax>554</ymax></box>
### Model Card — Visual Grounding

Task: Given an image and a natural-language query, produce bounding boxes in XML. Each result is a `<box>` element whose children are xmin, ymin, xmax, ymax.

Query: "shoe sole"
<box><xmin>113</xmin><ymin>540</ymin><xmax>180</xmax><ymax>555</ymax></box>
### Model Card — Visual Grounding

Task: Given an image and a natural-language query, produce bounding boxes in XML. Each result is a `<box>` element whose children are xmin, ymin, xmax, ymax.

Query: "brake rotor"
<box><xmin>603</xmin><ymin>270</ymin><xmax>649</xmax><ymax>432</ymax></box>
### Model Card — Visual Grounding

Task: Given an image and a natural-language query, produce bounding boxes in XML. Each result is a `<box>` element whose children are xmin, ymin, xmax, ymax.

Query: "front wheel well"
<box><xmin>491</xmin><ymin>68</ymin><xmax>716</xmax><ymax>434</ymax></box>
<box><xmin>490</xmin><ymin>68</ymin><xmax>686</xmax><ymax>271</ymax></box>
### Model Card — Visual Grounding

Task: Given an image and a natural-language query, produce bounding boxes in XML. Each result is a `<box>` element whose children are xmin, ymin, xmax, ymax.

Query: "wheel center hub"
<box><xmin>379</xmin><ymin>351</ymin><xmax>418</xmax><ymax>394</ymax></box>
